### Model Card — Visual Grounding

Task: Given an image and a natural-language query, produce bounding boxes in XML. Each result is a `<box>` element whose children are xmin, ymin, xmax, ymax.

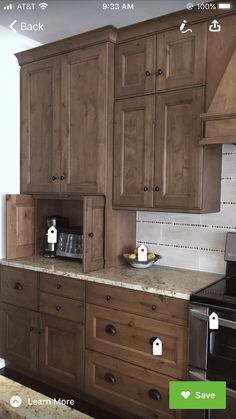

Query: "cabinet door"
<box><xmin>154</xmin><ymin>88</ymin><xmax>204</xmax><ymax>210</ymax></box>
<box><xmin>21</xmin><ymin>58</ymin><xmax>61</xmax><ymax>193</ymax></box>
<box><xmin>156</xmin><ymin>23</ymin><xmax>206</xmax><ymax>91</ymax></box>
<box><xmin>38</xmin><ymin>314</ymin><xmax>84</xmax><ymax>389</ymax></box>
<box><xmin>113</xmin><ymin>96</ymin><xmax>154</xmax><ymax>208</ymax></box>
<box><xmin>83</xmin><ymin>196</ymin><xmax>105</xmax><ymax>273</ymax></box>
<box><xmin>0</xmin><ymin>304</ymin><xmax>38</xmax><ymax>371</ymax></box>
<box><xmin>115</xmin><ymin>36</ymin><xmax>155</xmax><ymax>98</ymax></box>
<box><xmin>61</xmin><ymin>45</ymin><xmax>107</xmax><ymax>194</ymax></box>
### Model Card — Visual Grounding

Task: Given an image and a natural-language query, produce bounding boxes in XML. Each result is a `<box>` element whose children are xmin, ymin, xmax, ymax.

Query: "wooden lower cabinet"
<box><xmin>85</xmin><ymin>350</ymin><xmax>182</xmax><ymax>419</ymax></box>
<box><xmin>38</xmin><ymin>314</ymin><xmax>84</xmax><ymax>388</ymax></box>
<box><xmin>0</xmin><ymin>304</ymin><xmax>38</xmax><ymax>372</ymax></box>
<box><xmin>86</xmin><ymin>304</ymin><xmax>188</xmax><ymax>379</ymax></box>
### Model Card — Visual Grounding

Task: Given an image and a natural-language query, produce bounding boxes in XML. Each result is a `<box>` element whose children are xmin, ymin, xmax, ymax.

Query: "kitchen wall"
<box><xmin>137</xmin><ymin>144</ymin><xmax>236</xmax><ymax>274</ymax></box>
<box><xmin>0</xmin><ymin>27</ymin><xmax>40</xmax><ymax>259</ymax></box>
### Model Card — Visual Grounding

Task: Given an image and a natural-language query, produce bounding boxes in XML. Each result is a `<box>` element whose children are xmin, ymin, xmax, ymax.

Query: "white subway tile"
<box><xmin>222</xmin><ymin>154</ymin><xmax>236</xmax><ymax>178</ymax></box>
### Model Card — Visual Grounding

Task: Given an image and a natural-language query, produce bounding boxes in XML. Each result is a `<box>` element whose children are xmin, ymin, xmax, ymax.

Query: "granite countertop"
<box><xmin>1</xmin><ymin>256</ymin><xmax>222</xmax><ymax>300</ymax></box>
<box><xmin>0</xmin><ymin>375</ymin><xmax>92</xmax><ymax>419</ymax></box>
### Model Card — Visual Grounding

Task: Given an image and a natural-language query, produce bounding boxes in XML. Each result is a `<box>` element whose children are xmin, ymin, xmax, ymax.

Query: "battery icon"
<box><xmin>218</xmin><ymin>3</ymin><xmax>232</xmax><ymax>9</ymax></box>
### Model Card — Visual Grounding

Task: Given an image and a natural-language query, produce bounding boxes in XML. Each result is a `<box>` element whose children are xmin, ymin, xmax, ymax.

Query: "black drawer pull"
<box><xmin>14</xmin><ymin>282</ymin><xmax>23</xmax><ymax>291</ymax></box>
<box><xmin>149</xmin><ymin>336</ymin><xmax>158</xmax><ymax>346</ymax></box>
<box><xmin>145</xmin><ymin>70</ymin><xmax>151</xmax><ymax>77</ymax></box>
<box><xmin>106</xmin><ymin>295</ymin><xmax>111</xmax><ymax>301</ymax></box>
<box><xmin>88</xmin><ymin>232</ymin><xmax>94</xmax><ymax>238</ymax></box>
<box><xmin>60</xmin><ymin>175</ymin><xmax>65</xmax><ymax>181</ymax></box>
<box><xmin>51</xmin><ymin>176</ymin><xmax>57</xmax><ymax>181</ymax></box>
<box><xmin>56</xmin><ymin>305</ymin><xmax>62</xmax><ymax>311</ymax></box>
<box><xmin>149</xmin><ymin>389</ymin><xmax>162</xmax><ymax>401</ymax></box>
<box><xmin>56</xmin><ymin>283</ymin><xmax>62</xmax><ymax>289</ymax></box>
<box><xmin>105</xmin><ymin>324</ymin><xmax>117</xmax><ymax>335</ymax></box>
<box><xmin>143</xmin><ymin>186</ymin><xmax>149</xmax><ymax>192</ymax></box>
<box><xmin>155</xmin><ymin>186</ymin><xmax>160</xmax><ymax>192</ymax></box>
<box><xmin>151</xmin><ymin>305</ymin><xmax>157</xmax><ymax>311</ymax></box>
<box><xmin>29</xmin><ymin>327</ymin><xmax>34</xmax><ymax>332</ymax></box>
<box><xmin>104</xmin><ymin>373</ymin><xmax>116</xmax><ymax>384</ymax></box>
<box><xmin>156</xmin><ymin>68</ymin><xmax>163</xmax><ymax>76</ymax></box>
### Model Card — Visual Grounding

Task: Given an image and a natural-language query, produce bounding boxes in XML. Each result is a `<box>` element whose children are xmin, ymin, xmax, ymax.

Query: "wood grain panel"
<box><xmin>85</xmin><ymin>350</ymin><xmax>182</xmax><ymax>419</ymax></box>
<box><xmin>40</xmin><ymin>292</ymin><xmax>85</xmax><ymax>323</ymax></box>
<box><xmin>40</xmin><ymin>273</ymin><xmax>85</xmax><ymax>301</ymax></box>
<box><xmin>86</xmin><ymin>304</ymin><xmax>188</xmax><ymax>379</ymax></box>
<box><xmin>113</xmin><ymin>96</ymin><xmax>154</xmax><ymax>208</ymax></box>
<box><xmin>6</xmin><ymin>194</ymin><xmax>35</xmax><ymax>259</ymax></box>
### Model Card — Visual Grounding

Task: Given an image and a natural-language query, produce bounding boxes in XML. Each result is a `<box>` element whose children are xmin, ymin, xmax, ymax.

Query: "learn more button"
<box><xmin>169</xmin><ymin>381</ymin><xmax>226</xmax><ymax>410</ymax></box>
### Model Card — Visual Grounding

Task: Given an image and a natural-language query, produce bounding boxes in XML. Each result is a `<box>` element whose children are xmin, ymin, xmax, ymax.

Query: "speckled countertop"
<box><xmin>0</xmin><ymin>375</ymin><xmax>92</xmax><ymax>418</ymax></box>
<box><xmin>0</xmin><ymin>256</ymin><xmax>222</xmax><ymax>300</ymax></box>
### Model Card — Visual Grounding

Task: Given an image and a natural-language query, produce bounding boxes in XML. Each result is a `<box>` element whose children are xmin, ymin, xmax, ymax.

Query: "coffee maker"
<box><xmin>42</xmin><ymin>215</ymin><xmax>69</xmax><ymax>258</ymax></box>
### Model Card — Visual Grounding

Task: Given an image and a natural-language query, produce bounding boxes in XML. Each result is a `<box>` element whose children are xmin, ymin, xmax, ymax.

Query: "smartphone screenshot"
<box><xmin>0</xmin><ymin>1</ymin><xmax>236</xmax><ymax>418</ymax></box>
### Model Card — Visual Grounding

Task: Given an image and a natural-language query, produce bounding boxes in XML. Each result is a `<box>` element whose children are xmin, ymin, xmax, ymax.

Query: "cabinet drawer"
<box><xmin>1</xmin><ymin>266</ymin><xmax>38</xmax><ymax>310</ymax></box>
<box><xmin>86</xmin><ymin>304</ymin><xmax>188</xmax><ymax>379</ymax></box>
<box><xmin>85</xmin><ymin>350</ymin><xmax>181</xmax><ymax>419</ymax></box>
<box><xmin>40</xmin><ymin>273</ymin><xmax>85</xmax><ymax>301</ymax></box>
<box><xmin>86</xmin><ymin>282</ymin><xmax>188</xmax><ymax>326</ymax></box>
<box><xmin>40</xmin><ymin>292</ymin><xmax>85</xmax><ymax>323</ymax></box>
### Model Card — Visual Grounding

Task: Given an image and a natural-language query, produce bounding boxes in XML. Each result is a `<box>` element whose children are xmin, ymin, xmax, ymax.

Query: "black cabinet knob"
<box><xmin>51</xmin><ymin>176</ymin><xmax>57</xmax><ymax>181</ymax></box>
<box><xmin>56</xmin><ymin>305</ymin><xmax>61</xmax><ymax>311</ymax></box>
<box><xmin>60</xmin><ymin>175</ymin><xmax>65</xmax><ymax>181</ymax></box>
<box><xmin>88</xmin><ymin>232</ymin><xmax>94</xmax><ymax>238</ymax></box>
<box><xmin>149</xmin><ymin>336</ymin><xmax>158</xmax><ymax>346</ymax></box>
<box><xmin>148</xmin><ymin>389</ymin><xmax>162</xmax><ymax>401</ymax></box>
<box><xmin>14</xmin><ymin>282</ymin><xmax>23</xmax><ymax>291</ymax></box>
<box><xmin>104</xmin><ymin>373</ymin><xmax>116</xmax><ymax>384</ymax></box>
<box><xmin>155</xmin><ymin>186</ymin><xmax>160</xmax><ymax>192</ymax></box>
<box><xmin>145</xmin><ymin>70</ymin><xmax>151</xmax><ymax>76</ymax></box>
<box><xmin>56</xmin><ymin>283</ymin><xmax>62</xmax><ymax>289</ymax></box>
<box><xmin>151</xmin><ymin>305</ymin><xmax>157</xmax><ymax>311</ymax></box>
<box><xmin>144</xmin><ymin>186</ymin><xmax>149</xmax><ymax>192</ymax></box>
<box><xmin>29</xmin><ymin>327</ymin><xmax>34</xmax><ymax>332</ymax></box>
<box><xmin>106</xmin><ymin>295</ymin><xmax>111</xmax><ymax>301</ymax></box>
<box><xmin>157</xmin><ymin>68</ymin><xmax>163</xmax><ymax>76</ymax></box>
<box><xmin>105</xmin><ymin>324</ymin><xmax>117</xmax><ymax>335</ymax></box>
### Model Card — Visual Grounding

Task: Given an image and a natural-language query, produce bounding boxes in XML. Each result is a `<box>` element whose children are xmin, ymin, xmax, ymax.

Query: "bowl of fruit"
<box><xmin>123</xmin><ymin>248</ymin><xmax>162</xmax><ymax>269</ymax></box>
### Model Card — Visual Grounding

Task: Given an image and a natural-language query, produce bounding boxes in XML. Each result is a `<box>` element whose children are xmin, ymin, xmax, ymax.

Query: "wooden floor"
<box><xmin>0</xmin><ymin>367</ymin><xmax>123</xmax><ymax>419</ymax></box>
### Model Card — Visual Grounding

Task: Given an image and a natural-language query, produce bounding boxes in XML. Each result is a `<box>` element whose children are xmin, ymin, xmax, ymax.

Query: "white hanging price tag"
<box><xmin>152</xmin><ymin>338</ymin><xmax>163</xmax><ymax>356</ymax></box>
<box><xmin>47</xmin><ymin>226</ymin><xmax>57</xmax><ymax>244</ymax></box>
<box><xmin>209</xmin><ymin>312</ymin><xmax>219</xmax><ymax>330</ymax></box>
<box><xmin>138</xmin><ymin>244</ymin><xmax>148</xmax><ymax>261</ymax></box>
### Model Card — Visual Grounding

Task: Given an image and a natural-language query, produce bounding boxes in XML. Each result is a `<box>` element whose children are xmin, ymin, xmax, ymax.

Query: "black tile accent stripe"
<box><xmin>136</xmin><ymin>220</ymin><xmax>236</xmax><ymax>230</ymax></box>
<box><xmin>137</xmin><ymin>241</ymin><xmax>225</xmax><ymax>253</ymax></box>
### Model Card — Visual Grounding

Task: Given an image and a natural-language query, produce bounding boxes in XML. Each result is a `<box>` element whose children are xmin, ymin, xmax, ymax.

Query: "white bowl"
<box><xmin>123</xmin><ymin>254</ymin><xmax>162</xmax><ymax>269</ymax></box>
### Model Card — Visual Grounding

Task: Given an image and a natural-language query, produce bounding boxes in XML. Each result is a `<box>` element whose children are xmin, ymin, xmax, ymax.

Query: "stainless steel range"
<box><xmin>189</xmin><ymin>232</ymin><xmax>236</xmax><ymax>419</ymax></box>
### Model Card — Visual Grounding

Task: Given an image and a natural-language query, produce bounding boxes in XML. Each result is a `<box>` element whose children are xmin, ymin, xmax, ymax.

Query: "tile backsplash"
<box><xmin>137</xmin><ymin>144</ymin><xmax>236</xmax><ymax>274</ymax></box>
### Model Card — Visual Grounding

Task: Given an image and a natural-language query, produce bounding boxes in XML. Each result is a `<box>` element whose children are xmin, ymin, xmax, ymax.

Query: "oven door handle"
<box><xmin>190</xmin><ymin>308</ymin><xmax>236</xmax><ymax>330</ymax></box>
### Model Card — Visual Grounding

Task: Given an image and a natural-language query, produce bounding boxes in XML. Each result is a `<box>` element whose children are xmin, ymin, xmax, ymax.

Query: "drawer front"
<box><xmin>40</xmin><ymin>292</ymin><xmax>85</xmax><ymax>323</ymax></box>
<box><xmin>85</xmin><ymin>350</ymin><xmax>181</xmax><ymax>419</ymax></box>
<box><xmin>40</xmin><ymin>273</ymin><xmax>85</xmax><ymax>301</ymax></box>
<box><xmin>1</xmin><ymin>266</ymin><xmax>38</xmax><ymax>310</ymax></box>
<box><xmin>86</xmin><ymin>282</ymin><xmax>188</xmax><ymax>326</ymax></box>
<box><xmin>86</xmin><ymin>304</ymin><xmax>188</xmax><ymax>379</ymax></box>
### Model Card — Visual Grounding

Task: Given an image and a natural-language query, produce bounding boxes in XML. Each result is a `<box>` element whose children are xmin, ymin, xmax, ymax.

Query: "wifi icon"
<box><xmin>39</xmin><ymin>2</ymin><xmax>48</xmax><ymax>10</ymax></box>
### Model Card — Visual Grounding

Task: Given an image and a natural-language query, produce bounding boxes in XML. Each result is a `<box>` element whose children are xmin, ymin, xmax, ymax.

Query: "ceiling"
<box><xmin>0</xmin><ymin>0</ymin><xmax>193</xmax><ymax>45</ymax></box>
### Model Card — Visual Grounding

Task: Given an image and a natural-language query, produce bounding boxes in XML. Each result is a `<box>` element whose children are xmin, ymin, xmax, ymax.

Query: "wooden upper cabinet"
<box><xmin>113</xmin><ymin>96</ymin><xmax>154</xmax><ymax>208</ymax></box>
<box><xmin>154</xmin><ymin>88</ymin><xmax>204</xmax><ymax>210</ymax></box>
<box><xmin>115</xmin><ymin>36</ymin><xmax>156</xmax><ymax>98</ymax></box>
<box><xmin>156</xmin><ymin>23</ymin><xmax>207</xmax><ymax>91</ymax></box>
<box><xmin>61</xmin><ymin>45</ymin><xmax>107</xmax><ymax>194</ymax></box>
<box><xmin>21</xmin><ymin>57</ymin><xmax>61</xmax><ymax>194</ymax></box>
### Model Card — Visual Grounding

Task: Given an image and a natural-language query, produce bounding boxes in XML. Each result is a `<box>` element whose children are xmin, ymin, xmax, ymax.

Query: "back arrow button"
<box><xmin>9</xmin><ymin>20</ymin><xmax>17</xmax><ymax>33</ymax></box>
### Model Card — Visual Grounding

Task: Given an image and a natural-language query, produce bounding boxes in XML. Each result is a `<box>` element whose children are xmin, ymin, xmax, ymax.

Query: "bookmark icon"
<box><xmin>209</xmin><ymin>312</ymin><xmax>219</xmax><ymax>330</ymax></box>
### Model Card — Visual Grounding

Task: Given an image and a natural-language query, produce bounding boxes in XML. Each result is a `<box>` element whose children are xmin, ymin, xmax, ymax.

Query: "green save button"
<box><xmin>169</xmin><ymin>381</ymin><xmax>226</xmax><ymax>410</ymax></box>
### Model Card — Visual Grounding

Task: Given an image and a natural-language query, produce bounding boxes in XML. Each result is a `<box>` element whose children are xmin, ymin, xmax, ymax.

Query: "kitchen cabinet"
<box><xmin>0</xmin><ymin>303</ymin><xmax>38</xmax><ymax>372</ymax></box>
<box><xmin>0</xmin><ymin>267</ymin><xmax>85</xmax><ymax>389</ymax></box>
<box><xmin>115</xmin><ymin>36</ymin><xmax>156</xmax><ymax>98</ymax></box>
<box><xmin>6</xmin><ymin>194</ymin><xmax>105</xmax><ymax>273</ymax></box>
<box><xmin>113</xmin><ymin>88</ymin><xmax>222</xmax><ymax>212</ymax></box>
<box><xmin>38</xmin><ymin>314</ymin><xmax>84</xmax><ymax>387</ymax></box>
<box><xmin>113</xmin><ymin>95</ymin><xmax>154</xmax><ymax>208</ymax></box>
<box><xmin>115</xmin><ymin>23</ymin><xmax>206</xmax><ymax>98</ymax></box>
<box><xmin>20</xmin><ymin>45</ymin><xmax>108</xmax><ymax>195</ymax></box>
<box><xmin>21</xmin><ymin>58</ymin><xmax>61</xmax><ymax>194</ymax></box>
